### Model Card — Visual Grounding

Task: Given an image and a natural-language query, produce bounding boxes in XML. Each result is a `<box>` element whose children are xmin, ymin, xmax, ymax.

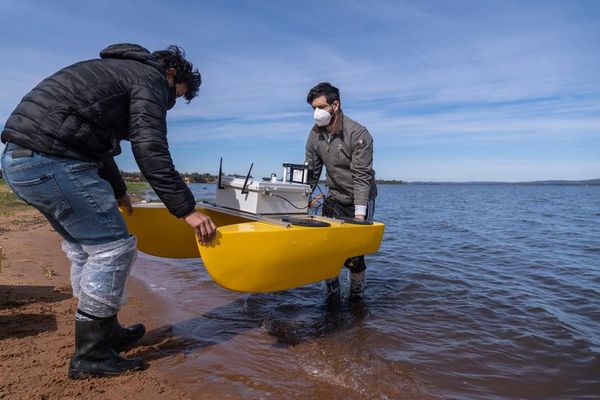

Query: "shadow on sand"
<box><xmin>0</xmin><ymin>285</ymin><xmax>71</xmax><ymax>339</ymax></box>
<box><xmin>0</xmin><ymin>285</ymin><xmax>72</xmax><ymax>309</ymax></box>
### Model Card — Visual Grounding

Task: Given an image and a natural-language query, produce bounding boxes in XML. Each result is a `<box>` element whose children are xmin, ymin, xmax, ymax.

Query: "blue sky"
<box><xmin>1</xmin><ymin>0</ymin><xmax>599</xmax><ymax>181</ymax></box>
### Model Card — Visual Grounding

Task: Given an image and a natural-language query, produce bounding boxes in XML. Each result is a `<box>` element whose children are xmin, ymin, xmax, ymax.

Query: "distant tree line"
<box><xmin>119</xmin><ymin>171</ymin><xmax>145</xmax><ymax>182</ymax></box>
<box><xmin>120</xmin><ymin>170</ymin><xmax>217</xmax><ymax>183</ymax></box>
<box><xmin>118</xmin><ymin>170</ymin><xmax>406</xmax><ymax>185</ymax></box>
<box><xmin>375</xmin><ymin>179</ymin><xmax>405</xmax><ymax>184</ymax></box>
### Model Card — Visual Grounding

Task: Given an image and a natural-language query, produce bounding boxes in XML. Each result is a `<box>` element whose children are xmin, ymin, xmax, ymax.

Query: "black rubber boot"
<box><xmin>112</xmin><ymin>316</ymin><xmax>146</xmax><ymax>352</ymax></box>
<box><xmin>69</xmin><ymin>314</ymin><xmax>146</xmax><ymax>379</ymax></box>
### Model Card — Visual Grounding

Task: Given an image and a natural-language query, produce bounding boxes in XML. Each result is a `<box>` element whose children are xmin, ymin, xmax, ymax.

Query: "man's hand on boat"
<box><xmin>184</xmin><ymin>211</ymin><xmax>217</xmax><ymax>244</ymax></box>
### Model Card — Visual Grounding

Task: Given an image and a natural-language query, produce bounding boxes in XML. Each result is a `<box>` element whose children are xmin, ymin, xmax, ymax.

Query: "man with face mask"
<box><xmin>1</xmin><ymin>44</ymin><xmax>216</xmax><ymax>378</ymax></box>
<box><xmin>305</xmin><ymin>82</ymin><xmax>377</xmax><ymax>303</ymax></box>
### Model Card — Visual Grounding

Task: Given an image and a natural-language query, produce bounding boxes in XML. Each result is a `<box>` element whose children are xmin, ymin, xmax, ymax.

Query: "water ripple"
<box><xmin>133</xmin><ymin>183</ymin><xmax>600</xmax><ymax>399</ymax></box>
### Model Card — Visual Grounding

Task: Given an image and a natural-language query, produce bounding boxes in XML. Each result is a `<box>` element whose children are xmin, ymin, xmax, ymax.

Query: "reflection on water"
<box><xmin>131</xmin><ymin>184</ymin><xmax>600</xmax><ymax>399</ymax></box>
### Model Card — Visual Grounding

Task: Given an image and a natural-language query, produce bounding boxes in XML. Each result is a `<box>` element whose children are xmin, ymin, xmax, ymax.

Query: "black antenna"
<box><xmin>241</xmin><ymin>163</ymin><xmax>254</xmax><ymax>194</ymax></box>
<box><xmin>217</xmin><ymin>157</ymin><xmax>224</xmax><ymax>189</ymax></box>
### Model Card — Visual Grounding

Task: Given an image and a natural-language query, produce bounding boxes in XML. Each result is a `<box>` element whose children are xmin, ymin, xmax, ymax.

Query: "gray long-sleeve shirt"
<box><xmin>305</xmin><ymin>111</ymin><xmax>377</xmax><ymax>207</ymax></box>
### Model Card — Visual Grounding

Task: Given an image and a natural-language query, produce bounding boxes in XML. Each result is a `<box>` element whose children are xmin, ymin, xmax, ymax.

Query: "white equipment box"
<box><xmin>216</xmin><ymin>176</ymin><xmax>311</xmax><ymax>215</ymax></box>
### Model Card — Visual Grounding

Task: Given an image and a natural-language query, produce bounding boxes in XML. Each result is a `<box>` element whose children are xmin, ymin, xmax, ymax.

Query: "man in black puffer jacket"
<box><xmin>1</xmin><ymin>43</ymin><xmax>216</xmax><ymax>379</ymax></box>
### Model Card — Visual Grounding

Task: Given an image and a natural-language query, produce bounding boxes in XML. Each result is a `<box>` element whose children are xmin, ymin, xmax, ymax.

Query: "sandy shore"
<box><xmin>0</xmin><ymin>207</ymin><xmax>194</xmax><ymax>400</ymax></box>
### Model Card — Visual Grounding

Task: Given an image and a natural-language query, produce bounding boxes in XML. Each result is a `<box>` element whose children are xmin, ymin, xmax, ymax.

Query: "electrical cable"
<box><xmin>268</xmin><ymin>193</ymin><xmax>310</xmax><ymax>210</ymax></box>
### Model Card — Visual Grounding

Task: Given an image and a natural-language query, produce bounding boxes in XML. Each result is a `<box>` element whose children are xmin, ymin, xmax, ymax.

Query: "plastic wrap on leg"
<box><xmin>120</xmin><ymin>247</ymin><xmax>137</xmax><ymax>306</ymax></box>
<box><xmin>349</xmin><ymin>270</ymin><xmax>367</xmax><ymax>301</ymax></box>
<box><xmin>79</xmin><ymin>236</ymin><xmax>137</xmax><ymax>314</ymax></box>
<box><xmin>324</xmin><ymin>277</ymin><xmax>340</xmax><ymax>296</ymax></box>
<box><xmin>61</xmin><ymin>240</ymin><xmax>88</xmax><ymax>298</ymax></box>
<box><xmin>78</xmin><ymin>292</ymin><xmax>118</xmax><ymax>318</ymax></box>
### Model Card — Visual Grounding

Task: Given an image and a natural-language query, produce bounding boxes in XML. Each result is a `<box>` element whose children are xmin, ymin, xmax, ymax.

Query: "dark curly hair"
<box><xmin>152</xmin><ymin>45</ymin><xmax>201</xmax><ymax>102</ymax></box>
<box><xmin>307</xmin><ymin>82</ymin><xmax>340</xmax><ymax>106</ymax></box>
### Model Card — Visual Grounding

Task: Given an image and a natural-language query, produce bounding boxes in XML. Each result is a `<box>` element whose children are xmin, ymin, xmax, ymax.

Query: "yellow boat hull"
<box><xmin>121</xmin><ymin>204</ymin><xmax>384</xmax><ymax>293</ymax></box>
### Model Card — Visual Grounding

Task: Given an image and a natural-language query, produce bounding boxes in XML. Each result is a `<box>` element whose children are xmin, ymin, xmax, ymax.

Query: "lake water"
<box><xmin>133</xmin><ymin>183</ymin><xmax>600</xmax><ymax>399</ymax></box>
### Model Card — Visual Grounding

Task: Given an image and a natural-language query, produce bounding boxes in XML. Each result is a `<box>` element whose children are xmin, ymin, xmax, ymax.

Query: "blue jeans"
<box><xmin>2</xmin><ymin>143</ymin><xmax>135</xmax><ymax>317</ymax></box>
<box><xmin>1</xmin><ymin>143</ymin><xmax>129</xmax><ymax>245</ymax></box>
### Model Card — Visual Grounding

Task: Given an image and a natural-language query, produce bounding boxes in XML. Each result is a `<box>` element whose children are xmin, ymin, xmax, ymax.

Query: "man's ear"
<box><xmin>166</xmin><ymin>68</ymin><xmax>177</xmax><ymax>81</ymax></box>
<box><xmin>333</xmin><ymin>100</ymin><xmax>340</xmax><ymax>113</ymax></box>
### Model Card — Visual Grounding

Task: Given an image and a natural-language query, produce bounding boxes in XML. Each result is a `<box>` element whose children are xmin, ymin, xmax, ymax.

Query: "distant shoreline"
<box><xmin>116</xmin><ymin>177</ymin><xmax>600</xmax><ymax>187</ymax></box>
<box><xmin>401</xmin><ymin>179</ymin><xmax>600</xmax><ymax>186</ymax></box>
<box><xmin>297</xmin><ymin>179</ymin><xmax>600</xmax><ymax>186</ymax></box>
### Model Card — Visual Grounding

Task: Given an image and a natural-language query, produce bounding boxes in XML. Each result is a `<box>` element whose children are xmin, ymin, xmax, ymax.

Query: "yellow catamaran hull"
<box><xmin>121</xmin><ymin>203</ymin><xmax>384</xmax><ymax>293</ymax></box>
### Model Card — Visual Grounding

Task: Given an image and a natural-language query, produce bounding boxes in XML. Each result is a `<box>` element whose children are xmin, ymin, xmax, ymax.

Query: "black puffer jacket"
<box><xmin>1</xmin><ymin>43</ymin><xmax>195</xmax><ymax>218</ymax></box>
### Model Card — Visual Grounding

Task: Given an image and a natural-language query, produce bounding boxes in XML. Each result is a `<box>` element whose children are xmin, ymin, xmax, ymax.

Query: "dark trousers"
<box><xmin>322</xmin><ymin>196</ymin><xmax>375</xmax><ymax>273</ymax></box>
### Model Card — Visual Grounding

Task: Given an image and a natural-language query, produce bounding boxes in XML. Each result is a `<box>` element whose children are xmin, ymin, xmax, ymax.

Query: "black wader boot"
<box><xmin>112</xmin><ymin>317</ymin><xmax>146</xmax><ymax>352</ymax></box>
<box><xmin>69</xmin><ymin>315</ymin><xmax>145</xmax><ymax>379</ymax></box>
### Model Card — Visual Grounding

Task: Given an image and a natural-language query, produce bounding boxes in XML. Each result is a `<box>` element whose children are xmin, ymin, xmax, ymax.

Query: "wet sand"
<box><xmin>1</xmin><ymin>206</ymin><xmax>435</xmax><ymax>400</ymax></box>
<box><xmin>0</xmin><ymin>208</ymin><xmax>194</xmax><ymax>400</ymax></box>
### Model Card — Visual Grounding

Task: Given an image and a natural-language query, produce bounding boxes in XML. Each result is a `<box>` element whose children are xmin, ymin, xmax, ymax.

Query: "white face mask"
<box><xmin>313</xmin><ymin>107</ymin><xmax>332</xmax><ymax>127</ymax></box>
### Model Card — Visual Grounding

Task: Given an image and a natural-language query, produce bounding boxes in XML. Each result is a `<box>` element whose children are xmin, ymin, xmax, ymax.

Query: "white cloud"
<box><xmin>1</xmin><ymin>0</ymin><xmax>598</xmax><ymax>180</ymax></box>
